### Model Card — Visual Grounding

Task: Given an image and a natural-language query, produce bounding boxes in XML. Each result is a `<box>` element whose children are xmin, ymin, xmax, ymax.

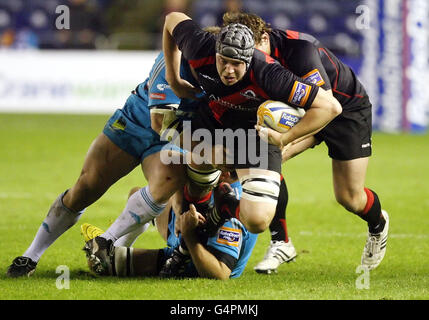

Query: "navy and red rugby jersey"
<box><xmin>269</xmin><ymin>29</ymin><xmax>368</xmax><ymax>111</ymax></box>
<box><xmin>172</xmin><ymin>19</ymin><xmax>320</xmax><ymax>130</ymax></box>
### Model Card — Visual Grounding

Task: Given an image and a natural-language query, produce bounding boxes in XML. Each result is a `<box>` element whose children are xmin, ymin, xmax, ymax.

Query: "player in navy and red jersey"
<box><xmin>158</xmin><ymin>12</ymin><xmax>342</xmax><ymax>276</ymax></box>
<box><xmin>223</xmin><ymin>12</ymin><xmax>389</xmax><ymax>272</ymax></box>
<box><xmin>161</xmin><ymin>12</ymin><xmax>342</xmax><ymax>243</ymax></box>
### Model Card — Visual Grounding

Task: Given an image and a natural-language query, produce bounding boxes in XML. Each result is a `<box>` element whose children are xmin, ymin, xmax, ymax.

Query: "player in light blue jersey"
<box><xmin>82</xmin><ymin>177</ymin><xmax>257</xmax><ymax>280</ymax></box>
<box><xmin>6</xmin><ymin>51</ymin><xmax>201</xmax><ymax>278</ymax></box>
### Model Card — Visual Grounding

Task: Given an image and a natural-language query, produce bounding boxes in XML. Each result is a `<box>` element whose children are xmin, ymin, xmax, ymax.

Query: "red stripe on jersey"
<box><xmin>249</xmin><ymin>71</ymin><xmax>270</xmax><ymax>99</ymax></box>
<box><xmin>318</xmin><ymin>47</ymin><xmax>362</xmax><ymax>99</ymax></box>
<box><xmin>286</xmin><ymin>30</ymin><xmax>300</xmax><ymax>40</ymax></box>
<box><xmin>255</xmin><ymin>48</ymin><xmax>275</xmax><ymax>64</ymax></box>
<box><xmin>209</xmin><ymin>82</ymin><xmax>270</xmax><ymax>121</ymax></box>
<box><xmin>273</xmin><ymin>47</ymin><xmax>287</xmax><ymax>68</ymax></box>
<box><xmin>209</xmin><ymin>101</ymin><xmax>228</xmax><ymax>122</ymax></box>
<box><xmin>189</xmin><ymin>56</ymin><xmax>215</xmax><ymax>69</ymax></box>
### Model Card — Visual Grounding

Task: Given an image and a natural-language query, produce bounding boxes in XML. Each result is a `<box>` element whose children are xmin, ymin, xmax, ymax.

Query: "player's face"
<box><xmin>216</xmin><ymin>54</ymin><xmax>247</xmax><ymax>86</ymax></box>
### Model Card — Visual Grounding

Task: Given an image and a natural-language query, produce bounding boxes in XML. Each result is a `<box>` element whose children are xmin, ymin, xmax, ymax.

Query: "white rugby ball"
<box><xmin>257</xmin><ymin>100</ymin><xmax>306</xmax><ymax>133</ymax></box>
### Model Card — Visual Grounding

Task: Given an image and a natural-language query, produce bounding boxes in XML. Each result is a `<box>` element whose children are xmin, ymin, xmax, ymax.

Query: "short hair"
<box><xmin>222</xmin><ymin>12</ymin><xmax>272</xmax><ymax>44</ymax></box>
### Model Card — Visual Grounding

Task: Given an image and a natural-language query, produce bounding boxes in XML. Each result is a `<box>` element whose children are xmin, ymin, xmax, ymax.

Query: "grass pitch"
<box><xmin>0</xmin><ymin>113</ymin><xmax>428</xmax><ymax>300</ymax></box>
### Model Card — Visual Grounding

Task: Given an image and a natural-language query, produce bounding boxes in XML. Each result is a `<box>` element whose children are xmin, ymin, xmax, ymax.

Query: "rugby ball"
<box><xmin>257</xmin><ymin>100</ymin><xmax>306</xmax><ymax>133</ymax></box>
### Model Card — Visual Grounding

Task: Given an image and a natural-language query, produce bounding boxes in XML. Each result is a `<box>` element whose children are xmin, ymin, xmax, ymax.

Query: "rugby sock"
<box><xmin>359</xmin><ymin>188</ymin><xmax>386</xmax><ymax>234</ymax></box>
<box><xmin>269</xmin><ymin>175</ymin><xmax>289</xmax><ymax>242</ymax></box>
<box><xmin>101</xmin><ymin>186</ymin><xmax>167</xmax><ymax>242</ymax></box>
<box><xmin>114</xmin><ymin>222</ymin><xmax>150</xmax><ymax>247</ymax></box>
<box><xmin>206</xmin><ymin>183</ymin><xmax>240</xmax><ymax>235</ymax></box>
<box><xmin>110</xmin><ymin>247</ymin><xmax>135</xmax><ymax>277</ymax></box>
<box><xmin>178</xmin><ymin>185</ymin><xmax>213</xmax><ymax>253</ymax></box>
<box><xmin>23</xmin><ymin>190</ymin><xmax>84</xmax><ymax>262</ymax></box>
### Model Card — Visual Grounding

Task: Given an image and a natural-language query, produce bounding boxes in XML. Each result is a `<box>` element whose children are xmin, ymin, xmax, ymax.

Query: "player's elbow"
<box><xmin>164</xmin><ymin>12</ymin><xmax>190</xmax><ymax>31</ymax></box>
<box><xmin>321</xmin><ymin>96</ymin><xmax>342</xmax><ymax>120</ymax></box>
<box><xmin>313</xmin><ymin>89</ymin><xmax>343</xmax><ymax>119</ymax></box>
<box><xmin>330</xmin><ymin>97</ymin><xmax>342</xmax><ymax>117</ymax></box>
<box><xmin>212</xmin><ymin>268</ymin><xmax>231</xmax><ymax>280</ymax></box>
<box><xmin>200</xmin><ymin>263</ymin><xmax>231</xmax><ymax>280</ymax></box>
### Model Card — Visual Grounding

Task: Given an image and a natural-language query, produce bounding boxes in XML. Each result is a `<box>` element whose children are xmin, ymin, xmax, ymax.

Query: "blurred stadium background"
<box><xmin>0</xmin><ymin>0</ymin><xmax>428</xmax><ymax>132</ymax></box>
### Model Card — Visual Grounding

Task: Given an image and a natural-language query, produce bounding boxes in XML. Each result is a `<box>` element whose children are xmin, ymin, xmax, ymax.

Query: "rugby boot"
<box><xmin>254</xmin><ymin>238</ymin><xmax>297</xmax><ymax>274</ymax></box>
<box><xmin>6</xmin><ymin>256</ymin><xmax>37</xmax><ymax>278</ymax></box>
<box><xmin>361</xmin><ymin>210</ymin><xmax>389</xmax><ymax>270</ymax></box>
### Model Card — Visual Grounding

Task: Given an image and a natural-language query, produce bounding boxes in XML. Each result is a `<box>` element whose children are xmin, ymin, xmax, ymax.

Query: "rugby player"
<box><xmin>224</xmin><ymin>12</ymin><xmax>389</xmax><ymax>272</ymax></box>
<box><xmin>6</xmin><ymin>51</ymin><xmax>195</xmax><ymax>278</ymax></box>
<box><xmin>158</xmin><ymin>12</ymin><xmax>342</xmax><ymax>275</ymax></box>
<box><xmin>162</xmin><ymin>11</ymin><xmax>341</xmax><ymax>235</ymax></box>
<box><xmin>82</xmin><ymin>176</ymin><xmax>257</xmax><ymax>280</ymax></box>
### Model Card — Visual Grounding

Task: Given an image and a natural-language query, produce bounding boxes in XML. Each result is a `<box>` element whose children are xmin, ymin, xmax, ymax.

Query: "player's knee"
<box><xmin>238</xmin><ymin>173</ymin><xmax>279</xmax><ymax>233</ymax></box>
<box><xmin>244</xmin><ymin>217</ymin><xmax>270</xmax><ymax>234</ymax></box>
<box><xmin>149</xmin><ymin>173</ymin><xmax>185</xmax><ymax>203</ymax></box>
<box><xmin>239</xmin><ymin>207</ymin><xmax>273</xmax><ymax>234</ymax></box>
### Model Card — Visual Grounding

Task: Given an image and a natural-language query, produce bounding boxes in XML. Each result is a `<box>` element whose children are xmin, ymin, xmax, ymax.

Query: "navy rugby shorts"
<box><xmin>314</xmin><ymin>98</ymin><xmax>373</xmax><ymax>161</ymax></box>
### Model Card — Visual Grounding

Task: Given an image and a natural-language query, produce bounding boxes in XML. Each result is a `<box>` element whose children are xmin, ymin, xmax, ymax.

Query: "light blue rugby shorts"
<box><xmin>103</xmin><ymin>93</ymin><xmax>170</xmax><ymax>161</ymax></box>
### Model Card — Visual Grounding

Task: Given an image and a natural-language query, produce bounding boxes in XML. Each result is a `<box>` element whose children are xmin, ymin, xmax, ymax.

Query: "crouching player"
<box><xmin>81</xmin><ymin>176</ymin><xmax>258</xmax><ymax>280</ymax></box>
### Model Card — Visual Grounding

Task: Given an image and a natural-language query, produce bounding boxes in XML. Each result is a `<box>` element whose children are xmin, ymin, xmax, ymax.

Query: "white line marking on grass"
<box><xmin>299</xmin><ymin>231</ymin><xmax>429</xmax><ymax>239</ymax></box>
<box><xmin>0</xmin><ymin>192</ymin><xmax>33</xmax><ymax>199</ymax></box>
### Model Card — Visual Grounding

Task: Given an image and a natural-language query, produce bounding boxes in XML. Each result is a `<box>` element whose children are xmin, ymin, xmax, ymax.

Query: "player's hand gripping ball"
<box><xmin>257</xmin><ymin>100</ymin><xmax>306</xmax><ymax>133</ymax></box>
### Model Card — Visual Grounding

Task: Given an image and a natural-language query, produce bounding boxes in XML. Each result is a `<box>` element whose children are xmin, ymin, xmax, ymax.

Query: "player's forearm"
<box><xmin>162</xmin><ymin>25</ymin><xmax>181</xmax><ymax>85</ymax></box>
<box><xmin>281</xmin><ymin>90</ymin><xmax>341</xmax><ymax>146</ymax></box>
<box><xmin>183</xmin><ymin>233</ymin><xmax>231</xmax><ymax>280</ymax></box>
<box><xmin>162</xmin><ymin>12</ymin><xmax>190</xmax><ymax>85</ymax></box>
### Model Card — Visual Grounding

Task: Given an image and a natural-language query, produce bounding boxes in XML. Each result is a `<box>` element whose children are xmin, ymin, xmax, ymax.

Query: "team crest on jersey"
<box><xmin>150</xmin><ymin>93</ymin><xmax>166</xmax><ymax>100</ymax></box>
<box><xmin>240</xmin><ymin>89</ymin><xmax>259</xmax><ymax>101</ymax></box>
<box><xmin>217</xmin><ymin>226</ymin><xmax>241</xmax><ymax>247</ymax></box>
<box><xmin>302</xmin><ymin>69</ymin><xmax>325</xmax><ymax>87</ymax></box>
<box><xmin>111</xmin><ymin>117</ymin><xmax>127</xmax><ymax>130</ymax></box>
<box><xmin>288</xmin><ymin>81</ymin><xmax>311</xmax><ymax>107</ymax></box>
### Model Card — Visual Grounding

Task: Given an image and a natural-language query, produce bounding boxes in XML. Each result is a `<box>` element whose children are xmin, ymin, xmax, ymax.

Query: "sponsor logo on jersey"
<box><xmin>288</xmin><ymin>81</ymin><xmax>311</xmax><ymax>107</ymax></box>
<box><xmin>278</xmin><ymin>112</ymin><xmax>300</xmax><ymax>129</ymax></box>
<box><xmin>156</xmin><ymin>83</ymin><xmax>170</xmax><ymax>91</ymax></box>
<box><xmin>302</xmin><ymin>69</ymin><xmax>325</xmax><ymax>87</ymax></box>
<box><xmin>149</xmin><ymin>93</ymin><xmax>166</xmax><ymax>100</ymax></box>
<box><xmin>111</xmin><ymin>116</ymin><xmax>127</xmax><ymax>130</ymax></box>
<box><xmin>217</xmin><ymin>226</ymin><xmax>241</xmax><ymax>247</ymax></box>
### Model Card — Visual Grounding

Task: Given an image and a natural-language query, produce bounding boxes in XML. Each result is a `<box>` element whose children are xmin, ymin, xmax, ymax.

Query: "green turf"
<box><xmin>0</xmin><ymin>113</ymin><xmax>428</xmax><ymax>300</ymax></box>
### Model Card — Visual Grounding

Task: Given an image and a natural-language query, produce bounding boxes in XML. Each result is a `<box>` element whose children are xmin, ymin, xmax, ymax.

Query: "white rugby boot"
<box><xmin>254</xmin><ymin>238</ymin><xmax>297</xmax><ymax>274</ymax></box>
<box><xmin>361</xmin><ymin>210</ymin><xmax>389</xmax><ymax>270</ymax></box>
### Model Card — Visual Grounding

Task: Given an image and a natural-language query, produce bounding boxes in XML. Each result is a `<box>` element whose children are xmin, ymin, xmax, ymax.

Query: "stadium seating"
<box><xmin>0</xmin><ymin>0</ymin><xmax>363</xmax><ymax>61</ymax></box>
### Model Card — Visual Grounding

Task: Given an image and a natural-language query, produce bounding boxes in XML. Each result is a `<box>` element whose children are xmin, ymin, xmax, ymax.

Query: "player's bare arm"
<box><xmin>180</xmin><ymin>205</ymin><xmax>232</xmax><ymax>280</ymax></box>
<box><xmin>257</xmin><ymin>88</ymin><xmax>341</xmax><ymax>148</ymax></box>
<box><xmin>163</xmin><ymin>12</ymin><xmax>200</xmax><ymax>99</ymax></box>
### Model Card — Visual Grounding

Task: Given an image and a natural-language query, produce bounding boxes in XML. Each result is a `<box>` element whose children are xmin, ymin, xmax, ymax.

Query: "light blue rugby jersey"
<box><xmin>119</xmin><ymin>51</ymin><xmax>198</xmax><ymax>127</ymax></box>
<box><xmin>205</xmin><ymin>180</ymin><xmax>257</xmax><ymax>278</ymax></box>
<box><xmin>167</xmin><ymin>180</ymin><xmax>257</xmax><ymax>278</ymax></box>
<box><xmin>137</xmin><ymin>51</ymin><xmax>198</xmax><ymax>107</ymax></box>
